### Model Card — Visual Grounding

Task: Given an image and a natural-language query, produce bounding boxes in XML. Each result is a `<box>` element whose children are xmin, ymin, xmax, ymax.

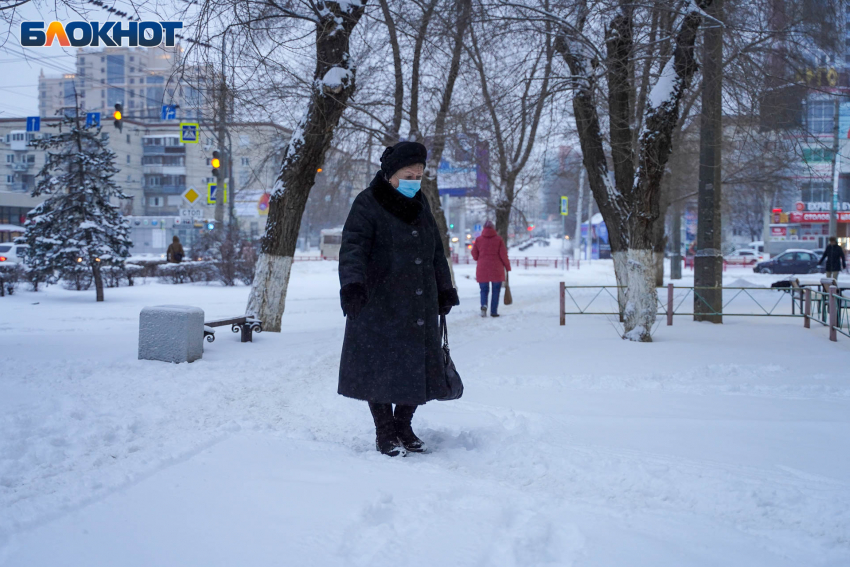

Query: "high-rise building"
<box><xmin>38</xmin><ymin>45</ymin><xmax>209</xmax><ymax>121</ymax></box>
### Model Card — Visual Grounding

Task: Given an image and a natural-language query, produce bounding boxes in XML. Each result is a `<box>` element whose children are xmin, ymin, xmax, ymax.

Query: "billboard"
<box><xmin>429</xmin><ymin>134</ymin><xmax>490</xmax><ymax>197</ymax></box>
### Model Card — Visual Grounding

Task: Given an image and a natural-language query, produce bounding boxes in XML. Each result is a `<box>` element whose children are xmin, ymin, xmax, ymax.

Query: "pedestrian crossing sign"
<box><xmin>180</xmin><ymin>122</ymin><xmax>199</xmax><ymax>144</ymax></box>
<box><xmin>560</xmin><ymin>196</ymin><xmax>569</xmax><ymax>216</ymax></box>
<box><xmin>207</xmin><ymin>182</ymin><xmax>228</xmax><ymax>204</ymax></box>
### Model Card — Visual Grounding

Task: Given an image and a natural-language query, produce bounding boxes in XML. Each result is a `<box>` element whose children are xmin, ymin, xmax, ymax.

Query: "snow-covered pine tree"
<box><xmin>18</xmin><ymin>111</ymin><xmax>132</xmax><ymax>302</ymax></box>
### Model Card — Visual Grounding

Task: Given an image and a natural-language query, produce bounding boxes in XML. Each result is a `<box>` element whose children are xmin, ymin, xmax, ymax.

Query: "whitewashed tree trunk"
<box><xmin>612</xmin><ymin>250</ymin><xmax>629</xmax><ymax>316</ymax></box>
<box><xmin>245</xmin><ymin>0</ymin><xmax>366</xmax><ymax>332</ymax></box>
<box><xmin>246</xmin><ymin>255</ymin><xmax>293</xmax><ymax>330</ymax></box>
<box><xmin>624</xmin><ymin>249</ymin><xmax>656</xmax><ymax>342</ymax></box>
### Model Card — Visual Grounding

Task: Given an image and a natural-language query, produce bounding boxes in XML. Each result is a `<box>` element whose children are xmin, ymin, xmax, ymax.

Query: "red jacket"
<box><xmin>471</xmin><ymin>227</ymin><xmax>510</xmax><ymax>282</ymax></box>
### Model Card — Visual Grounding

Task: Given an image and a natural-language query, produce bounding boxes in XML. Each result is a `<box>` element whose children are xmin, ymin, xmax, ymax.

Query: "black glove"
<box><xmin>438</xmin><ymin>288</ymin><xmax>460</xmax><ymax>316</ymax></box>
<box><xmin>340</xmin><ymin>283</ymin><xmax>368</xmax><ymax>320</ymax></box>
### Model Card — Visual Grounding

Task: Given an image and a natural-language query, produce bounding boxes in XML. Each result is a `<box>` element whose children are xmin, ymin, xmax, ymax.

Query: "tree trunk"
<box><xmin>653</xmin><ymin>190</ymin><xmax>670</xmax><ymax>286</ymax></box>
<box><xmin>92</xmin><ymin>263</ymin><xmax>104</xmax><ymax>302</ymax></box>
<box><xmin>247</xmin><ymin>1</ymin><xmax>366</xmax><ymax>332</ymax></box>
<box><xmin>418</xmin><ymin>0</ymin><xmax>472</xmax><ymax>285</ymax></box>
<box><xmin>555</xmin><ymin>31</ymin><xmax>630</xmax><ymax>312</ymax></box>
<box><xmin>626</xmin><ymin>6</ymin><xmax>704</xmax><ymax>341</ymax></box>
<box><xmin>378</xmin><ymin>0</ymin><xmax>403</xmax><ymax>145</ymax></box>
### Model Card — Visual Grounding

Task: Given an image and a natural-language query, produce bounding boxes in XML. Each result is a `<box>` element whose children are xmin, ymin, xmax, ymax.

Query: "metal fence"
<box><xmin>558</xmin><ymin>283</ymin><xmax>850</xmax><ymax>343</ymax></box>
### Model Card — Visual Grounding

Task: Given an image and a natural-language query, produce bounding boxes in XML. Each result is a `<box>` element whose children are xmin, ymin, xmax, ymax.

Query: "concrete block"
<box><xmin>138</xmin><ymin>305</ymin><xmax>204</xmax><ymax>363</ymax></box>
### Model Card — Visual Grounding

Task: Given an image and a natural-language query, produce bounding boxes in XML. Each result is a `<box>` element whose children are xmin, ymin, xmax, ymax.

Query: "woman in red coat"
<box><xmin>471</xmin><ymin>221</ymin><xmax>510</xmax><ymax>317</ymax></box>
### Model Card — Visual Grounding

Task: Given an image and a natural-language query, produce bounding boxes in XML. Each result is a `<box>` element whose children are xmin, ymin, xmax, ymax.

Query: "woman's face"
<box><xmin>389</xmin><ymin>163</ymin><xmax>424</xmax><ymax>188</ymax></box>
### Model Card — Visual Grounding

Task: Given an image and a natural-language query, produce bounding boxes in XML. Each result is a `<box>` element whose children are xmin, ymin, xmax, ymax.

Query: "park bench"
<box><xmin>204</xmin><ymin>315</ymin><xmax>263</xmax><ymax>343</ymax></box>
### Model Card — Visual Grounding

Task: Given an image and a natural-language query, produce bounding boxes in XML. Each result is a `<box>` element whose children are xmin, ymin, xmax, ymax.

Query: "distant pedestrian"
<box><xmin>338</xmin><ymin>141</ymin><xmax>460</xmax><ymax>458</ymax></box>
<box><xmin>819</xmin><ymin>236</ymin><xmax>846</xmax><ymax>279</ymax></box>
<box><xmin>471</xmin><ymin>220</ymin><xmax>510</xmax><ymax>317</ymax></box>
<box><xmin>166</xmin><ymin>235</ymin><xmax>184</xmax><ymax>263</ymax></box>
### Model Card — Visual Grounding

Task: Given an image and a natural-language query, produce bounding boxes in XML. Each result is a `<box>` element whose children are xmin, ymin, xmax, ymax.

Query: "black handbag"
<box><xmin>437</xmin><ymin>315</ymin><xmax>464</xmax><ymax>401</ymax></box>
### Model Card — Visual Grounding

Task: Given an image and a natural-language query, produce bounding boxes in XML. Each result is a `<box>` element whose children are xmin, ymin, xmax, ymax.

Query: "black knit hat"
<box><xmin>380</xmin><ymin>141</ymin><xmax>427</xmax><ymax>179</ymax></box>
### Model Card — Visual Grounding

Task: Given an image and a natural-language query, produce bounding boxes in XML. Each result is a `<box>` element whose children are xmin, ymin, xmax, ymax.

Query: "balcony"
<box><xmin>143</xmin><ymin>145</ymin><xmax>186</xmax><ymax>155</ymax></box>
<box><xmin>3</xmin><ymin>183</ymin><xmax>34</xmax><ymax>193</ymax></box>
<box><xmin>144</xmin><ymin>185</ymin><xmax>184</xmax><ymax>195</ymax></box>
<box><xmin>6</xmin><ymin>162</ymin><xmax>33</xmax><ymax>172</ymax></box>
<box><xmin>142</xmin><ymin>165</ymin><xmax>186</xmax><ymax>176</ymax></box>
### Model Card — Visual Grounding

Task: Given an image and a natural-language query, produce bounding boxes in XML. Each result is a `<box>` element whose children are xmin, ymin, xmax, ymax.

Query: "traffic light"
<box><xmin>211</xmin><ymin>151</ymin><xmax>221</xmax><ymax>177</ymax></box>
<box><xmin>113</xmin><ymin>103</ymin><xmax>123</xmax><ymax>132</ymax></box>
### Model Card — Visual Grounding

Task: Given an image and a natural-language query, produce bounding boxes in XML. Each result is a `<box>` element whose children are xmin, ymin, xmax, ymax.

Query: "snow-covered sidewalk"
<box><xmin>1</xmin><ymin>261</ymin><xmax>849</xmax><ymax>566</ymax></box>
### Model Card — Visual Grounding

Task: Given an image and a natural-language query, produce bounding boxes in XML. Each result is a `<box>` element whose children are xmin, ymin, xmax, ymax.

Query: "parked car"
<box><xmin>0</xmin><ymin>243</ymin><xmax>27</xmax><ymax>265</ymax></box>
<box><xmin>724</xmin><ymin>249</ymin><xmax>763</xmax><ymax>265</ymax></box>
<box><xmin>753</xmin><ymin>249</ymin><xmax>824</xmax><ymax>275</ymax></box>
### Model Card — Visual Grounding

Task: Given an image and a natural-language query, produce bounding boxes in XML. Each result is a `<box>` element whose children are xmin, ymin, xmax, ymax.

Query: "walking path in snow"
<box><xmin>1</xmin><ymin>261</ymin><xmax>849</xmax><ymax>566</ymax></box>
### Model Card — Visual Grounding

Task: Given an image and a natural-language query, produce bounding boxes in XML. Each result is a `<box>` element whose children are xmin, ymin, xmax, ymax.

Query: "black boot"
<box><xmin>394</xmin><ymin>404</ymin><xmax>426</xmax><ymax>453</ymax></box>
<box><xmin>369</xmin><ymin>402</ymin><xmax>407</xmax><ymax>457</ymax></box>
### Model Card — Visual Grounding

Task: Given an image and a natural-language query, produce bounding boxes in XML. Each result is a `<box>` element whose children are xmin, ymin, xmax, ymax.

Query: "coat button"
<box><xmin>417</xmin><ymin>318</ymin><xmax>425</xmax><ymax>326</ymax></box>
<box><xmin>415</xmin><ymin>258</ymin><xmax>422</xmax><ymax>265</ymax></box>
<box><xmin>416</xmin><ymin>288</ymin><xmax>423</xmax><ymax>295</ymax></box>
<box><xmin>412</xmin><ymin>230</ymin><xmax>419</xmax><ymax>237</ymax></box>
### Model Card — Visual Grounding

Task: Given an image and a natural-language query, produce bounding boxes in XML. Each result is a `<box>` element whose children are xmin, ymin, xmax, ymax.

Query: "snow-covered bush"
<box><xmin>102</xmin><ymin>263</ymin><xmax>144</xmax><ymax>288</ymax></box>
<box><xmin>157</xmin><ymin>261</ymin><xmax>218</xmax><ymax>284</ymax></box>
<box><xmin>0</xmin><ymin>264</ymin><xmax>24</xmax><ymax>296</ymax></box>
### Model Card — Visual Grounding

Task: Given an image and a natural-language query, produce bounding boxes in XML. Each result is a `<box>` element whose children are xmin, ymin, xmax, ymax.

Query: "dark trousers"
<box><xmin>368</xmin><ymin>402</ymin><xmax>417</xmax><ymax>432</ymax></box>
<box><xmin>479</xmin><ymin>281</ymin><xmax>502</xmax><ymax>315</ymax></box>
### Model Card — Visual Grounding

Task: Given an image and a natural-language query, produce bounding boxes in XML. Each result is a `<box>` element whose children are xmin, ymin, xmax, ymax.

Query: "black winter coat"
<box><xmin>338</xmin><ymin>173</ymin><xmax>455</xmax><ymax>405</ymax></box>
<box><xmin>819</xmin><ymin>244</ymin><xmax>847</xmax><ymax>271</ymax></box>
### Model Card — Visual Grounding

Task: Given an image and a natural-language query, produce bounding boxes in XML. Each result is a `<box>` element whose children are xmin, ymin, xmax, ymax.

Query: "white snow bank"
<box><xmin>1</xmin><ymin>262</ymin><xmax>849</xmax><ymax>565</ymax></box>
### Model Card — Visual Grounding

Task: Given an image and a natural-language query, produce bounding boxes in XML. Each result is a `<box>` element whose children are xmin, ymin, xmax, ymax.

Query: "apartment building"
<box><xmin>38</xmin><ymin>45</ymin><xmax>208</xmax><ymax>121</ymax></box>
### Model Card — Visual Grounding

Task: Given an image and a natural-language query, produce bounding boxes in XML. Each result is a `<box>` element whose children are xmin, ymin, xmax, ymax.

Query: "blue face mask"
<box><xmin>396</xmin><ymin>179</ymin><xmax>421</xmax><ymax>198</ymax></box>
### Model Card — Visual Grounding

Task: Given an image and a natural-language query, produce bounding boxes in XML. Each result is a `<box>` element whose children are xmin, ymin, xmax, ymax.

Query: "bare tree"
<box><xmin>467</xmin><ymin>6</ymin><xmax>554</xmax><ymax>246</ymax></box>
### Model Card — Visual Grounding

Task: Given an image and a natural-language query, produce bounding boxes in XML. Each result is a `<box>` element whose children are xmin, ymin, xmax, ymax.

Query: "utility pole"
<box><xmin>694</xmin><ymin>0</ymin><xmax>723</xmax><ymax>323</ymax></box>
<box><xmin>573</xmin><ymin>167</ymin><xmax>585</xmax><ymax>265</ymax></box>
<box><xmin>670</xmin><ymin>200</ymin><xmax>682</xmax><ymax>279</ymax></box>
<box><xmin>214</xmin><ymin>31</ymin><xmax>229</xmax><ymax>225</ymax></box>
<box><xmin>830</xmin><ymin>96</ymin><xmax>840</xmax><ymax>238</ymax></box>
<box><xmin>586</xmin><ymin>196</ymin><xmax>593</xmax><ymax>263</ymax></box>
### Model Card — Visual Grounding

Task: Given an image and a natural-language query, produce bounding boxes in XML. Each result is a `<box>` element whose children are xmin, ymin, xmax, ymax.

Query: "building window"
<box><xmin>107</xmin><ymin>87</ymin><xmax>124</xmax><ymax>107</ymax></box>
<box><xmin>241</xmin><ymin>157</ymin><xmax>250</xmax><ymax>166</ymax></box>
<box><xmin>127</xmin><ymin>154</ymin><xmax>131</xmax><ymax>164</ymax></box>
<box><xmin>806</xmin><ymin>100</ymin><xmax>834</xmax><ymax>135</ymax></box>
<box><xmin>107</xmin><ymin>54</ymin><xmax>125</xmax><ymax>85</ymax></box>
<box><xmin>25</xmin><ymin>155</ymin><xmax>35</xmax><ymax>163</ymax></box>
<box><xmin>5</xmin><ymin>155</ymin><xmax>13</xmax><ymax>163</ymax></box>
<box><xmin>127</xmin><ymin>134</ymin><xmax>131</xmax><ymax>144</ymax></box>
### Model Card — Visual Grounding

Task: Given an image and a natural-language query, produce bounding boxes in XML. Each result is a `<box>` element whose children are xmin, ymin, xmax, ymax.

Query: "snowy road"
<box><xmin>1</xmin><ymin>261</ymin><xmax>849</xmax><ymax>566</ymax></box>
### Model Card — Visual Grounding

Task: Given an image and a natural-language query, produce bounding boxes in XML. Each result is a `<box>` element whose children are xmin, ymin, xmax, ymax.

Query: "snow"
<box><xmin>321</xmin><ymin>66</ymin><xmax>353</xmax><ymax>89</ymax></box>
<box><xmin>1</xmin><ymin>261</ymin><xmax>849</xmax><ymax>565</ymax></box>
<box><xmin>647</xmin><ymin>58</ymin><xmax>677</xmax><ymax>110</ymax></box>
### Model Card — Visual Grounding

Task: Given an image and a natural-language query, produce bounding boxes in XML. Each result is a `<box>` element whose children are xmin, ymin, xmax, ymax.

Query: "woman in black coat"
<box><xmin>819</xmin><ymin>236</ymin><xmax>847</xmax><ymax>279</ymax></box>
<box><xmin>338</xmin><ymin>141</ymin><xmax>459</xmax><ymax>457</ymax></box>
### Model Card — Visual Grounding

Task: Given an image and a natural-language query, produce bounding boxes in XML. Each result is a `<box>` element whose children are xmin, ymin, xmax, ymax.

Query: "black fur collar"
<box><xmin>369</xmin><ymin>172</ymin><xmax>424</xmax><ymax>225</ymax></box>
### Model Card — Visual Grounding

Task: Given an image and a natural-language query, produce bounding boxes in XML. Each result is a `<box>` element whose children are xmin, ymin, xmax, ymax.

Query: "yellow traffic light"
<box><xmin>113</xmin><ymin>110</ymin><xmax>122</xmax><ymax>120</ymax></box>
<box><xmin>317</xmin><ymin>168</ymin><xmax>323</xmax><ymax>173</ymax></box>
<box><xmin>211</xmin><ymin>157</ymin><xmax>221</xmax><ymax>168</ymax></box>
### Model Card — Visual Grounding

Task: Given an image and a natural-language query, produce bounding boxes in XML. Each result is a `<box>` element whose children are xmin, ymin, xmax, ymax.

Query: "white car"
<box><xmin>724</xmin><ymin>249</ymin><xmax>763</xmax><ymax>265</ymax></box>
<box><xmin>0</xmin><ymin>243</ymin><xmax>28</xmax><ymax>265</ymax></box>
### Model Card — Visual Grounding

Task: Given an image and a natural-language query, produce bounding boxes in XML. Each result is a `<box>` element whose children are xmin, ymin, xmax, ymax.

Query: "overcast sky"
<box><xmin>0</xmin><ymin>0</ymin><xmax>184</xmax><ymax>118</ymax></box>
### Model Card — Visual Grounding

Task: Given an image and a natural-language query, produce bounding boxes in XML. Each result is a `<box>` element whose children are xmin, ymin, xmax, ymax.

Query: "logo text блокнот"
<box><xmin>20</xmin><ymin>21</ymin><xmax>183</xmax><ymax>48</ymax></box>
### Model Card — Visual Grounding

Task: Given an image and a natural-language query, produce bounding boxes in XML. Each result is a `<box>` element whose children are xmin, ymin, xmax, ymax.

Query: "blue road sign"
<box><xmin>85</xmin><ymin>112</ymin><xmax>101</xmax><ymax>128</ymax></box>
<box><xmin>180</xmin><ymin>122</ymin><xmax>199</xmax><ymax>144</ymax></box>
<box><xmin>26</xmin><ymin>117</ymin><xmax>40</xmax><ymax>132</ymax></box>
<box><xmin>161</xmin><ymin>105</ymin><xmax>177</xmax><ymax>120</ymax></box>
<box><xmin>474</xmin><ymin>223</ymin><xmax>482</xmax><ymax>233</ymax></box>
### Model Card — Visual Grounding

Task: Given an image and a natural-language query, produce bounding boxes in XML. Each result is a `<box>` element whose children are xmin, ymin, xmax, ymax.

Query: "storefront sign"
<box><xmin>771</xmin><ymin>226</ymin><xmax>787</xmax><ymax>237</ymax></box>
<box><xmin>789</xmin><ymin>211</ymin><xmax>850</xmax><ymax>223</ymax></box>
